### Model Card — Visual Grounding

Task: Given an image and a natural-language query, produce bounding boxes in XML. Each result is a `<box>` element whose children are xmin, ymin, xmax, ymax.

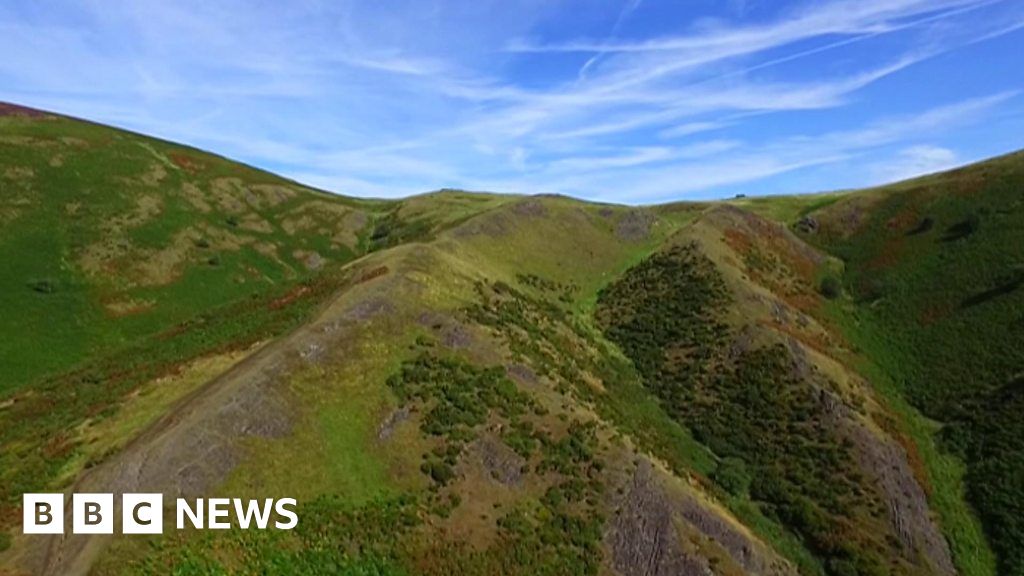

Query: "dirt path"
<box><xmin>25</xmin><ymin>270</ymin><xmax>375</xmax><ymax>576</ymax></box>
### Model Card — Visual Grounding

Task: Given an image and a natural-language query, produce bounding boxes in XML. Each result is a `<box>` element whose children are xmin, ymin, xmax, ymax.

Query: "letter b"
<box><xmin>23</xmin><ymin>494</ymin><xmax>64</xmax><ymax>534</ymax></box>
<box><xmin>73</xmin><ymin>494</ymin><xmax>113</xmax><ymax>534</ymax></box>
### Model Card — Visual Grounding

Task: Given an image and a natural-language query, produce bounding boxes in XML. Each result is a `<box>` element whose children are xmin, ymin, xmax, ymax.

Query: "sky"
<box><xmin>1</xmin><ymin>0</ymin><xmax>1023</xmax><ymax>204</ymax></box>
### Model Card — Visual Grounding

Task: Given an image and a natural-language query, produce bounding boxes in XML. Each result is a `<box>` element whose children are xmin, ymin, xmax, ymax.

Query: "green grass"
<box><xmin>595</xmin><ymin>243</ymin><xmax>915</xmax><ymax>576</ymax></box>
<box><xmin>5</xmin><ymin>105</ymin><xmax>1023</xmax><ymax>576</ymax></box>
<box><xmin>724</xmin><ymin>191</ymin><xmax>848</xmax><ymax>223</ymax></box>
<box><xmin>0</xmin><ymin>112</ymin><xmax>383</xmax><ymax>392</ymax></box>
<box><xmin>819</xmin><ymin>305</ymin><xmax>997</xmax><ymax>576</ymax></box>
<box><xmin>797</xmin><ymin>152</ymin><xmax>1024</xmax><ymax>575</ymax></box>
<box><xmin>0</xmin><ymin>265</ymin><xmax>357</xmax><ymax>545</ymax></box>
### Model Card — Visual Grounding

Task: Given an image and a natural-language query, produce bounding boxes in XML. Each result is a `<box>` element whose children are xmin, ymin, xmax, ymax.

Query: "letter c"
<box><xmin>133</xmin><ymin>502</ymin><xmax>152</xmax><ymax>525</ymax></box>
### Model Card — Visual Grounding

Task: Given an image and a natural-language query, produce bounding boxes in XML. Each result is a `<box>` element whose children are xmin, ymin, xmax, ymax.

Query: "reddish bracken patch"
<box><xmin>782</xmin><ymin>292</ymin><xmax>820</xmax><ymax>314</ymax></box>
<box><xmin>761</xmin><ymin>318</ymin><xmax>832</xmax><ymax>356</ymax></box>
<box><xmin>356</xmin><ymin>265</ymin><xmax>390</xmax><ymax>284</ymax></box>
<box><xmin>918</xmin><ymin>302</ymin><xmax>953</xmax><ymax>326</ymax></box>
<box><xmin>157</xmin><ymin>322</ymin><xmax>190</xmax><ymax>341</ymax></box>
<box><xmin>42</xmin><ymin>432</ymin><xmax>73</xmax><ymax>459</ymax></box>
<box><xmin>0</xmin><ymin>102</ymin><xmax>49</xmax><ymax>118</ymax></box>
<box><xmin>876</xmin><ymin>414</ymin><xmax>934</xmax><ymax>498</ymax></box>
<box><xmin>864</xmin><ymin>237</ymin><xmax>904</xmax><ymax>271</ymax></box>
<box><xmin>885</xmin><ymin>206</ymin><xmax>921</xmax><ymax>233</ymax></box>
<box><xmin>268</xmin><ymin>285</ymin><xmax>311</xmax><ymax>310</ymax></box>
<box><xmin>897</xmin><ymin>433</ymin><xmax>933</xmax><ymax>497</ymax></box>
<box><xmin>951</xmin><ymin>171</ymin><xmax>986</xmax><ymax>197</ymax></box>
<box><xmin>168</xmin><ymin>152</ymin><xmax>206</xmax><ymax>174</ymax></box>
<box><xmin>723</xmin><ymin>228</ymin><xmax>753</xmax><ymax>254</ymax></box>
<box><xmin>724</xmin><ymin>219</ymin><xmax>823</xmax><ymax>311</ymax></box>
<box><xmin>736</xmin><ymin>209</ymin><xmax>822</xmax><ymax>283</ymax></box>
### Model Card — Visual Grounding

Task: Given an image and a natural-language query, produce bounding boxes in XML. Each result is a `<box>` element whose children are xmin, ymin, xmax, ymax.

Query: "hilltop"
<box><xmin>0</xmin><ymin>103</ymin><xmax>1021</xmax><ymax>576</ymax></box>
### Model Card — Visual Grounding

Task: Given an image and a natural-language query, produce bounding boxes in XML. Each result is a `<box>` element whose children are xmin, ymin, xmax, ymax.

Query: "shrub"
<box><xmin>597</xmin><ymin>246</ymin><xmax>891</xmax><ymax>574</ymax></box>
<box><xmin>942</xmin><ymin>213</ymin><xmax>980</xmax><ymax>241</ymax></box>
<box><xmin>906</xmin><ymin>216</ymin><xmax>934</xmax><ymax>236</ymax></box>
<box><xmin>713</xmin><ymin>457</ymin><xmax>752</xmax><ymax>496</ymax></box>
<box><xmin>421</xmin><ymin>459</ymin><xmax>455</xmax><ymax>485</ymax></box>
<box><xmin>27</xmin><ymin>279</ymin><xmax>56</xmax><ymax>294</ymax></box>
<box><xmin>819</xmin><ymin>276</ymin><xmax>842</xmax><ymax>299</ymax></box>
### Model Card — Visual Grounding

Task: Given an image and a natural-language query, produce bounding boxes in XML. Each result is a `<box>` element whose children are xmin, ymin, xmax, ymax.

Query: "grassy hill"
<box><xmin>0</xmin><ymin>103</ymin><xmax>1021</xmax><ymax>576</ymax></box>
<box><xmin>792</xmin><ymin>151</ymin><xmax>1024</xmax><ymax>575</ymax></box>
<box><xmin>0</xmin><ymin>103</ymin><xmax>385</xmax><ymax>392</ymax></box>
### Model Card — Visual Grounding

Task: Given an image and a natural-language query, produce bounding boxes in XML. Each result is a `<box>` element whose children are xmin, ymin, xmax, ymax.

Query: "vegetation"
<box><xmin>3</xmin><ymin>105</ymin><xmax>1021</xmax><ymax>576</ymax></box>
<box><xmin>467</xmin><ymin>276</ymin><xmax>718</xmax><ymax>476</ymax></box>
<box><xmin>818</xmin><ymin>275</ymin><xmax>842</xmax><ymax>299</ymax></box>
<box><xmin>386</xmin><ymin>353</ymin><xmax>538</xmax><ymax>485</ymax></box>
<box><xmin>110</xmin><ymin>343</ymin><xmax>610</xmax><ymax>575</ymax></box>
<box><xmin>469</xmin><ymin>272</ymin><xmax>827</xmax><ymax>573</ymax></box>
<box><xmin>0</xmin><ymin>111</ymin><xmax>384</xmax><ymax>392</ymax></box>
<box><xmin>596</xmin><ymin>243</ymin><xmax>911</xmax><ymax>576</ymax></box>
<box><xmin>129</xmin><ymin>495</ymin><xmax>421</xmax><ymax>575</ymax></box>
<box><xmin>0</xmin><ymin>267</ymin><xmax>354</xmax><ymax>545</ymax></box>
<box><xmin>799</xmin><ymin>152</ymin><xmax>1024</xmax><ymax>574</ymax></box>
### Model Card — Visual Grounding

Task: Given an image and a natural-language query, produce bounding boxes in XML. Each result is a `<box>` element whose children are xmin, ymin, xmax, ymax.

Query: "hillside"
<box><xmin>792</xmin><ymin>151</ymin><xmax>1024</xmax><ymax>575</ymax></box>
<box><xmin>0</xmin><ymin>104</ymin><xmax>1020</xmax><ymax>576</ymax></box>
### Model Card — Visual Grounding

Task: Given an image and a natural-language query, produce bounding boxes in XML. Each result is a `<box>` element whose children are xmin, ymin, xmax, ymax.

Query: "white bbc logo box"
<box><xmin>23</xmin><ymin>493</ymin><xmax>163</xmax><ymax>534</ymax></box>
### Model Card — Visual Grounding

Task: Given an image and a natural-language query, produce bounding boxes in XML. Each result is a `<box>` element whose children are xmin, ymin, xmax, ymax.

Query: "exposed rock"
<box><xmin>607</xmin><ymin>460</ymin><xmax>795</xmax><ymax>576</ymax></box>
<box><xmin>342</xmin><ymin>298</ymin><xmax>394</xmax><ymax>321</ymax></box>
<box><xmin>795</xmin><ymin>216</ymin><xmax>819</xmax><ymax>234</ymax></box>
<box><xmin>506</xmin><ymin>363</ymin><xmax>538</xmax><ymax>386</ymax></box>
<box><xmin>474</xmin><ymin>435</ymin><xmax>525</xmax><ymax>486</ymax></box>
<box><xmin>785</xmin><ymin>336</ymin><xmax>814</xmax><ymax>381</ymax></box>
<box><xmin>616</xmin><ymin>209</ymin><xmax>655</xmax><ymax>241</ymax></box>
<box><xmin>416</xmin><ymin>310</ymin><xmax>446</xmax><ymax>328</ymax></box>
<box><xmin>441</xmin><ymin>324</ymin><xmax>473</xmax><ymax>349</ymax></box>
<box><xmin>377</xmin><ymin>406</ymin><xmax>410</xmax><ymax>441</ymax></box>
<box><xmin>839</xmin><ymin>411</ymin><xmax>956</xmax><ymax>575</ymax></box>
<box><xmin>808</xmin><ymin>361</ymin><xmax>955</xmax><ymax>575</ymax></box>
<box><xmin>729</xmin><ymin>326</ymin><xmax>758</xmax><ymax>360</ymax></box>
<box><xmin>299</xmin><ymin>341</ymin><xmax>326</xmax><ymax>363</ymax></box>
<box><xmin>512</xmin><ymin>198</ymin><xmax>547</xmax><ymax>217</ymax></box>
<box><xmin>608</xmin><ymin>461</ymin><xmax>706</xmax><ymax>576</ymax></box>
<box><xmin>302</xmin><ymin>251</ymin><xmax>325</xmax><ymax>271</ymax></box>
<box><xmin>771</xmin><ymin>300</ymin><xmax>790</xmax><ymax>325</ymax></box>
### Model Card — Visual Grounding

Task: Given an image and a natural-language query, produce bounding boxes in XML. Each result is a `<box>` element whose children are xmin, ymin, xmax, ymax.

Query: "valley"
<box><xmin>1</xmin><ymin>104</ymin><xmax>1021</xmax><ymax>576</ymax></box>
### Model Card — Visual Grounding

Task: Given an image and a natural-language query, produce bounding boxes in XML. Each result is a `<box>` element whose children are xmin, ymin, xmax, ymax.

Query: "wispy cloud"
<box><xmin>507</xmin><ymin>0</ymin><xmax>996</xmax><ymax>54</ymax></box>
<box><xmin>869</xmin><ymin>145</ymin><xmax>959</xmax><ymax>182</ymax></box>
<box><xmin>470</xmin><ymin>92</ymin><xmax>1017</xmax><ymax>203</ymax></box>
<box><xmin>0</xmin><ymin>0</ymin><xmax>1021</xmax><ymax>202</ymax></box>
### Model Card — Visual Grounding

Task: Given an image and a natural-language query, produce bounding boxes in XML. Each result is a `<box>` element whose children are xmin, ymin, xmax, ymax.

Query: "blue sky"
<box><xmin>1</xmin><ymin>0</ymin><xmax>1023</xmax><ymax>203</ymax></box>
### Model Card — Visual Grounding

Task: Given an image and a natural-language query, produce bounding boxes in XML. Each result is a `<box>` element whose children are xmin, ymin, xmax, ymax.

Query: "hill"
<box><xmin>0</xmin><ymin>103</ymin><xmax>1020</xmax><ymax>576</ymax></box>
<box><xmin>792</xmin><ymin>151</ymin><xmax>1024</xmax><ymax>575</ymax></box>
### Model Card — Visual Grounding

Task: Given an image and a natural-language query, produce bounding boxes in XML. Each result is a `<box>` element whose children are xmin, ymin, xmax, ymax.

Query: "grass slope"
<box><xmin>0</xmin><ymin>104</ymin><xmax>518</xmax><ymax>560</ymax></box>
<box><xmin>0</xmin><ymin>104</ymin><xmax>387</xmax><ymax>392</ymax></box>
<box><xmin>796</xmin><ymin>151</ymin><xmax>1024</xmax><ymax>575</ymax></box>
<box><xmin>1</xmin><ymin>102</ymin><xmax>1020</xmax><ymax>576</ymax></box>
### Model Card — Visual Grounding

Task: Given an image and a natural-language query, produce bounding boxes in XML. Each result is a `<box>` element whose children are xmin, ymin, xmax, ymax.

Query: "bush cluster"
<box><xmin>596</xmin><ymin>243</ymin><xmax>896</xmax><ymax>576</ymax></box>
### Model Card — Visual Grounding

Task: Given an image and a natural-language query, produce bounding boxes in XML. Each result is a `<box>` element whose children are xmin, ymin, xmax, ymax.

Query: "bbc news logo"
<box><xmin>24</xmin><ymin>494</ymin><xmax>297</xmax><ymax>534</ymax></box>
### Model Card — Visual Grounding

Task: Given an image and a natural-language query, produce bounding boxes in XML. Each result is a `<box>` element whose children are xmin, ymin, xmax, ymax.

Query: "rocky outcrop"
<box><xmin>606</xmin><ymin>460</ymin><xmax>796</xmax><ymax>576</ymax></box>
<box><xmin>819</xmin><ymin>388</ymin><xmax>956</xmax><ymax>576</ymax></box>
<box><xmin>616</xmin><ymin>209</ymin><xmax>655</xmax><ymax>241</ymax></box>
